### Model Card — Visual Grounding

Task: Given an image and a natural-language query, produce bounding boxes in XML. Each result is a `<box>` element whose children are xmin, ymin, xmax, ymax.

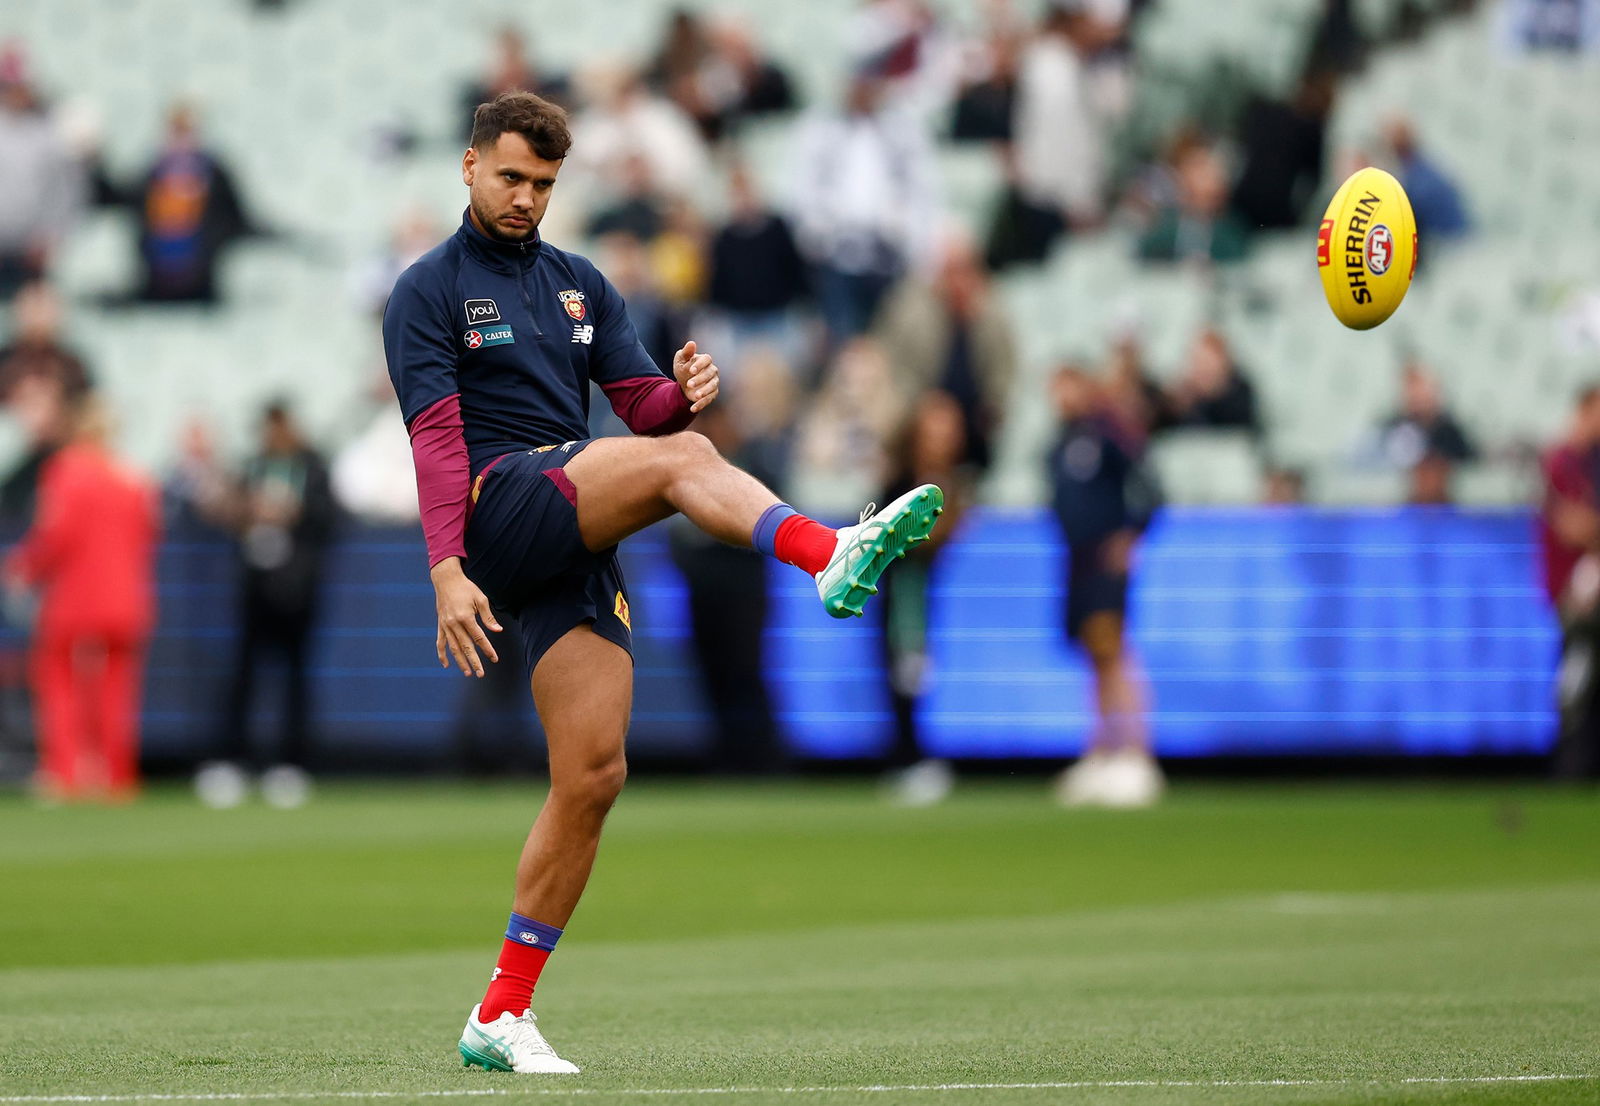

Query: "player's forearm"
<box><xmin>407</xmin><ymin>394</ymin><xmax>472</xmax><ymax>567</ymax></box>
<box><xmin>600</xmin><ymin>375</ymin><xmax>695</xmax><ymax>436</ymax></box>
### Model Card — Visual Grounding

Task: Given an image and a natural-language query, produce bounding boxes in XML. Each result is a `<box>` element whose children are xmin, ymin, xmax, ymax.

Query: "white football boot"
<box><xmin>1054</xmin><ymin>750</ymin><xmax>1165</xmax><ymax>808</ymax></box>
<box><xmin>459</xmin><ymin>1004</ymin><xmax>579</xmax><ymax>1074</ymax></box>
<box><xmin>816</xmin><ymin>485</ymin><xmax>944</xmax><ymax>618</ymax></box>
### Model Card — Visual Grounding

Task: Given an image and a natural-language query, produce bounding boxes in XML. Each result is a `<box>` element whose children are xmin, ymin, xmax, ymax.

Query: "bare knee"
<box><xmin>552</xmin><ymin>750</ymin><xmax>628</xmax><ymax>816</ymax></box>
<box><xmin>666</xmin><ymin>431</ymin><xmax>718</xmax><ymax>466</ymax></box>
<box><xmin>1079</xmin><ymin>613</ymin><xmax>1124</xmax><ymax>669</ymax></box>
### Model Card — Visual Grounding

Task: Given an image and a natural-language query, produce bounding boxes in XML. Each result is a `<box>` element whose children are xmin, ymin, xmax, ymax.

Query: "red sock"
<box><xmin>480</xmin><ymin>937</ymin><xmax>553</xmax><ymax>1021</ymax></box>
<box><xmin>774</xmin><ymin>514</ymin><xmax>837</xmax><ymax>577</ymax></box>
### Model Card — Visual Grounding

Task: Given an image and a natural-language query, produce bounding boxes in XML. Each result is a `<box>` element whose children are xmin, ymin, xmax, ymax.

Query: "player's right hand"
<box><xmin>429</xmin><ymin>557</ymin><xmax>502</xmax><ymax>677</ymax></box>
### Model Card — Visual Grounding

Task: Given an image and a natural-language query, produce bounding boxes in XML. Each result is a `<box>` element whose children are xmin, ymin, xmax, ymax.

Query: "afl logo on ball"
<box><xmin>465</xmin><ymin>330</ymin><xmax>484</xmax><ymax>349</ymax></box>
<box><xmin>1364</xmin><ymin>224</ymin><xmax>1394</xmax><ymax>276</ymax></box>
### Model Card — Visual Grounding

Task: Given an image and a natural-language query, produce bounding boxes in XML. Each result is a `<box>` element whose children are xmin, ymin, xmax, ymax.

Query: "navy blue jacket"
<box><xmin>382</xmin><ymin>212</ymin><xmax>691</xmax><ymax>565</ymax></box>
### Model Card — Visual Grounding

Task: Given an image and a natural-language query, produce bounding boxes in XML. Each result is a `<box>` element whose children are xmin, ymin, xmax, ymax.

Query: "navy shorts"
<box><xmin>464</xmin><ymin>441</ymin><xmax>632</xmax><ymax>674</ymax></box>
<box><xmin>1064</xmin><ymin>543</ymin><xmax>1128</xmax><ymax>642</ymax></box>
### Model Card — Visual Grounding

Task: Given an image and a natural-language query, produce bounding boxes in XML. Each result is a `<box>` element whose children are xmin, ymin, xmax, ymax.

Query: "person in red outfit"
<box><xmin>4</xmin><ymin>393</ymin><xmax>159</xmax><ymax>801</ymax></box>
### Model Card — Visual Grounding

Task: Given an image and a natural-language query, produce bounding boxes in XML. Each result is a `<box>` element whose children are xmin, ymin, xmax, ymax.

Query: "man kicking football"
<box><xmin>383</xmin><ymin>91</ymin><xmax>942</xmax><ymax>1075</ymax></box>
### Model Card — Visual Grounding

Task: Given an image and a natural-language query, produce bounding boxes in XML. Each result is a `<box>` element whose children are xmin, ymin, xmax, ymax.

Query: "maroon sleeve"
<box><xmin>407</xmin><ymin>394</ymin><xmax>471</xmax><ymax>567</ymax></box>
<box><xmin>600</xmin><ymin>375</ymin><xmax>695</xmax><ymax>436</ymax></box>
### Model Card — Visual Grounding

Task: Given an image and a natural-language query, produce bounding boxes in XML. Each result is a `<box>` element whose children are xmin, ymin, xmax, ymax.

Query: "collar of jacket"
<box><xmin>456</xmin><ymin>209</ymin><xmax>543</xmax><ymax>272</ymax></box>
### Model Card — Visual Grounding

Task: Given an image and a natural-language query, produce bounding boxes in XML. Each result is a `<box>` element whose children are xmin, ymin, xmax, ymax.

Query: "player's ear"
<box><xmin>462</xmin><ymin>147</ymin><xmax>477</xmax><ymax>186</ymax></box>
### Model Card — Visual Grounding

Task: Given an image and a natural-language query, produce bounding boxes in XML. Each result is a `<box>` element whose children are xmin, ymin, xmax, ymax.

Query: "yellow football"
<box><xmin>1315</xmin><ymin>167</ymin><xmax>1417</xmax><ymax>330</ymax></box>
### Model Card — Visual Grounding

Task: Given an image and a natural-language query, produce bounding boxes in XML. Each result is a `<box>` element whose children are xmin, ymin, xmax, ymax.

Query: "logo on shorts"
<box><xmin>464</xmin><ymin>326</ymin><xmax>514</xmax><ymax>349</ymax></box>
<box><xmin>614</xmin><ymin>591</ymin><xmax>631</xmax><ymax>631</ymax></box>
<box><xmin>1364</xmin><ymin>224</ymin><xmax>1393</xmax><ymax>276</ymax></box>
<box><xmin>464</xmin><ymin>298</ymin><xmax>500</xmax><ymax>325</ymax></box>
<box><xmin>557</xmin><ymin>289</ymin><xmax>586</xmax><ymax>321</ymax></box>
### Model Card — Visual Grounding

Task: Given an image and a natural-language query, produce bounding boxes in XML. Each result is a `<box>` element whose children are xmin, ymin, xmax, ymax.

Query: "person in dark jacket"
<box><xmin>200</xmin><ymin>402</ymin><xmax>337</xmax><ymax>808</ymax></box>
<box><xmin>1166</xmin><ymin>328</ymin><xmax>1259</xmax><ymax>432</ymax></box>
<box><xmin>707</xmin><ymin>164</ymin><xmax>808</xmax><ymax>326</ymax></box>
<box><xmin>1046</xmin><ymin>365</ymin><xmax>1163</xmax><ymax>808</ymax></box>
<box><xmin>878</xmin><ymin>390</ymin><xmax>971</xmax><ymax>806</ymax></box>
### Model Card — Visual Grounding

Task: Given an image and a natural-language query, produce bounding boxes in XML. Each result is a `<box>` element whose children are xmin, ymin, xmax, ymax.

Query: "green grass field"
<box><xmin>1</xmin><ymin>780</ymin><xmax>1597</xmax><ymax>1105</ymax></box>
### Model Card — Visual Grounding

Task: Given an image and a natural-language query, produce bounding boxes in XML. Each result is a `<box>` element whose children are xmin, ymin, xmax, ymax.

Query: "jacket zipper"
<box><xmin>518</xmin><ymin>242</ymin><xmax>544</xmax><ymax>339</ymax></box>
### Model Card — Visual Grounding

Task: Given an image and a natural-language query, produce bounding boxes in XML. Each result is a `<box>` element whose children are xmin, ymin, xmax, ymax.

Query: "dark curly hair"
<box><xmin>469</xmin><ymin>91</ymin><xmax>572</xmax><ymax>160</ymax></box>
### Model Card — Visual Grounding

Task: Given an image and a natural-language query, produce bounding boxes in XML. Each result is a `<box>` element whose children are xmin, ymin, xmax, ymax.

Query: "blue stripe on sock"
<box><xmin>752</xmin><ymin>503</ymin><xmax>798</xmax><ymax>558</ymax></box>
<box><xmin>505</xmin><ymin>912</ymin><xmax>563</xmax><ymax>950</ymax></box>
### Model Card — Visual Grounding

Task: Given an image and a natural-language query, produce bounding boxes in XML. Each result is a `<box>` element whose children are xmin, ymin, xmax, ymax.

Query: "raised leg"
<box><xmin>561</xmin><ymin>432</ymin><xmax>781</xmax><ymax>552</ymax></box>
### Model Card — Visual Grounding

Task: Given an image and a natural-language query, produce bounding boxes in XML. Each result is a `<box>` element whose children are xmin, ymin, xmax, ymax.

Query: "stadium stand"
<box><xmin>0</xmin><ymin>0</ymin><xmax>1597</xmax><ymax>499</ymax></box>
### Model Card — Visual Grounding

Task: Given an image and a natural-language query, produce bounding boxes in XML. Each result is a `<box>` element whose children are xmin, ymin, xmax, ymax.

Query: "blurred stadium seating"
<box><xmin>1</xmin><ymin>0</ymin><xmax>1596</xmax><ymax>499</ymax></box>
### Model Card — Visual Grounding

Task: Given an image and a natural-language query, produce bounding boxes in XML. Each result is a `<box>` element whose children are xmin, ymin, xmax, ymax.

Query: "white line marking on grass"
<box><xmin>0</xmin><ymin>1073</ymin><xmax>1595</xmax><ymax>1101</ymax></box>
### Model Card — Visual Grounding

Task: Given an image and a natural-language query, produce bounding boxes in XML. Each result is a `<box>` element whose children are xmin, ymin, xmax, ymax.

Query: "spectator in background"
<box><xmin>1139</xmin><ymin>144</ymin><xmax>1250</xmax><ymax>265</ymax></box>
<box><xmin>571</xmin><ymin>66</ymin><xmax>711</xmax><ymax>203</ymax></box>
<box><xmin>1374</xmin><ymin>361</ymin><xmax>1475</xmax><ymax>469</ymax></box>
<box><xmin>460</xmin><ymin>26</ymin><xmax>570</xmax><ymax>132</ymax></box>
<box><xmin>593</xmin><ymin>230</ymin><xmax>690</xmax><ymax>379</ymax></box>
<box><xmin>1540</xmin><ymin>384</ymin><xmax>1600</xmax><ymax>779</ymax></box>
<box><xmin>1231</xmin><ymin>69</ymin><xmax>1335</xmax><ymax>231</ymax></box>
<box><xmin>847</xmin><ymin>0</ymin><xmax>953</xmax><ymax>120</ymax></box>
<box><xmin>950</xmin><ymin>0</ymin><xmax>1025</xmax><ymax>142</ymax></box>
<box><xmin>873</xmin><ymin>227</ymin><xmax>1015</xmax><ymax>472</ymax></box>
<box><xmin>706</xmin><ymin>17</ymin><xmax>796</xmax><ymax>126</ymax></box>
<box><xmin>330</xmin><ymin>372</ymin><xmax>418</xmax><ymax>525</ymax></box>
<box><xmin>0</xmin><ymin>47</ymin><xmax>85</xmax><ymax>299</ymax></box>
<box><xmin>196</xmin><ymin>402</ymin><xmax>336</xmax><ymax>810</ymax></box>
<box><xmin>163</xmin><ymin>417</ymin><xmax>235</xmax><ymax>531</ymax></box>
<box><xmin>989</xmin><ymin>0</ymin><xmax>1121</xmax><ymax>267</ymax></box>
<box><xmin>1102</xmin><ymin>332</ymin><xmax>1171</xmax><ymax>437</ymax></box>
<box><xmin>649</xmin><ymin>197</ymin><xmax>710</xmax><ymax>307</ymax></box>
<box><xmin>648</xmin><ymin>10</ymin><xmax>795</xmax><ymax>142</ymax></box>
<box><xmin>0</xmin><ymin>281</ymin><xmax>91</xmax><ymax>411</ymax></box>
<box><xmin>4</xmin><ymin>392</ymin><xmax>158</xmax><ymax>802</ymax></box>
<box><xmin>1046</xmin><ymin>365</ymin><xmax>1163</xmax><ymax>808</ymax></box>
<box><xmin>706</xmin><ymin>163</ymin><xmax>809</xmax><ymax>342</ymax></box>
<box><xmin>879</xmin><ymin>391</ymin><xmax>971</xmax><ymax>806</ymax></box>
<box><xmin>1304</xmin><ymin>0</ymin><xmax>1369</xmax><ymax>74</ymax></box>
<box><xmin>0</xmin><ymin>282</ymin><xmax>93</xmax><ymax>521</ymax></box>
<box><xmin>790</xmin><ymin>338</ymin><xmax>900</xmax><ymax>515</ymax></box>
<box><xmin>353</xmin><ymin>207</ymin><xmax>445</xmax><ymax>318</ymax></box>
<box><xmin>789</xmin><ymin>69</ymin><xmax>938</xmax><ymax>346</ymax></box>
<box><xmin>669</xmin><ymin>402</ymin><xmax>787</xmax><ymax>775</ymax></box>
<box><xmin>0</xmin><ymin>285</ymin><xmax>97</xmax><ymax>520</ymax></box>
<box><xmin>131</xmin><ymin>103</ymin><xmax>254</xmax><ymax>304</ymax></box>
<box><xmin>650</xmin><ymin>9</ymin><xmax>714</xmax><ymax>117</ymax></box>
<box><xmin>1166</xmin><ymin>329</ymin><xmax>1259</xmax><ymax>431</ymax></box>
<box><xmin>1384</xmin><ymin>116</ymin><xmax>1469</xmax><ymax>241</ymax></box>
<box><xmin>586</xmin><ymin>152</ymin><xmax>666</xmax><ymax>242</ymax></box>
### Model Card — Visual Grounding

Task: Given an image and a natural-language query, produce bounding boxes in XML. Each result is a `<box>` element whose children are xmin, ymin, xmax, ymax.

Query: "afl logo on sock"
<box><xmin>516</xmin><ymin>931</ymin><xmax>541</xmax><ymax>945</ymax></box>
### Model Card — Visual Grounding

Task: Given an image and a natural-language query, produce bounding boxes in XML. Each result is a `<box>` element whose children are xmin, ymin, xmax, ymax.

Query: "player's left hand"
<box><xmin>673</xmin><ymin>340</ymin><xmax>720</xmax><ymax>414</ymax></box>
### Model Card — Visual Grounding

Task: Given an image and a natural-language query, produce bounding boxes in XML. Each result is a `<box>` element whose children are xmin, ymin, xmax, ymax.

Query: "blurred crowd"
<box><xmin>0</xmin><ymin>0</ymin><xmax>1588</xmax><ymax>799</ymax></box>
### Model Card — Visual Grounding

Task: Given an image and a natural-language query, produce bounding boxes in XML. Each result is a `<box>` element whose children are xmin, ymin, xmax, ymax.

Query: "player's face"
<box><xmin>462</xmin><ymin>132</ymin><xmax>562</xmax><ymax>243</ymax></box>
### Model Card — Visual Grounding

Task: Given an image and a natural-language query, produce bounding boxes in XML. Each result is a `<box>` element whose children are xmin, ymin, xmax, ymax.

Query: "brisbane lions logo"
<box><xmin>557</xmin><ymin>289</ymin><xmax>586</xmax><ymax>321</ymax></box>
